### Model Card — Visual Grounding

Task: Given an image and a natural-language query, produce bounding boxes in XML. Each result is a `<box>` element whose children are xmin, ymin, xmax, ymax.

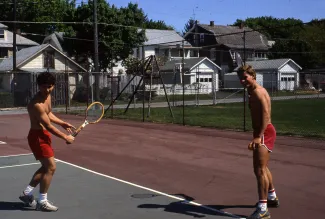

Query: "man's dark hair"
<box><xmin>36</xmin><ymin>72</ymin><xmax>56</xmax><ymax>86</ymax></box>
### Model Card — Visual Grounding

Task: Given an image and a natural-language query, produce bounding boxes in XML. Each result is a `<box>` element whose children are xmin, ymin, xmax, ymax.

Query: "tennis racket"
<box><xmin>72</xmin><ymin>101</ymin><xmax>105</xmax><ymax>137</ymax></box>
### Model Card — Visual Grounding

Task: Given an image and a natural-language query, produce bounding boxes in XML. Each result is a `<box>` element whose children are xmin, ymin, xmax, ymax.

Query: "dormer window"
<box><xmin>0</xmin><ymin>30</ymin><xmax>4</xmax><ymax>39</ymax></box>
<box><xmin>200</xmin><ymin>33</ymin><xmax>204</xmax><ymax>43</ymax></box>
<box><xmin>44</xmin><ymin>51</ymin><xmax>55</xmax><ymax>68</ymax></box>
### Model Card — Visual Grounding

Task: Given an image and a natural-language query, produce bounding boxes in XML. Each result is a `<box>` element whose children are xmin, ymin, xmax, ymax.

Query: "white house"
<box><xmin>0</xmin><ymin>23</ymin><xmax>39</xmax><ymax>62</ymax></box>
<box><xmin>227</xmin><ymin>58</ymin><xmax>302</xmax><ymax>91</ymax></box>
<box><xmin>133</xmin><ymin>29</ymin><xmax>193</xmax><ymax>61</ymax></box>
<box><xmin>156</xmin><ymin>57</ymin><xmax>221</xmax><ymax>95</ymax></box>
<box><xmin>0</xmin><ymin>43</ymin><xmax>87</xmax><ymax>106</ymax></box>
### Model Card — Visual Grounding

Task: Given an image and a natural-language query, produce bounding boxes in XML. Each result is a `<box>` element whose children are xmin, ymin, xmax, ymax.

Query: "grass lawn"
<box><xmin>105</xmin><ymin>98</ymin><xmax>325</xmax><ymax>139</ymax></box>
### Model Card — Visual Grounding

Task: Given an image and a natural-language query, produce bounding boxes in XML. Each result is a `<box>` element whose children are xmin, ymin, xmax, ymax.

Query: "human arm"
<box><xmin>249</xmin><ymin>91</ymin><xmax>270</xmax><ymax>150</ymax></box>
<box><xmin>48</xmin><ymin>111</ymin><xmax>75</xmax><ymax>134</ymax></box>
<box><xmin>48</xmin><ymin>112</ymin><xmax>65</xmax><ymax>125</ymax></box>
<box><xmin>34</xmin><ymin>105</ymin><xmax>74</xmax><ymax>143</ymax></box>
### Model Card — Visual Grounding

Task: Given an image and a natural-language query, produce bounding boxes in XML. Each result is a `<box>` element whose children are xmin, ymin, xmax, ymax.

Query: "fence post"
<box><xmin>182</xmin><ymin>40</ymin><xmax>185</xmax><ymax>126</ymax></box>
<box><xmin>142</xmin><ymin>45</ymin><xmax>145</xmax><ymax>122</ymax></box>
<box><xmin>212</xmin><ymin>69</ymin><xmax>217</xmax><ymax>105</ymax></box>
<box><xmin>243</xmin><ymin>30</ymin><xmax>246</xmax><ymax>132</ymax></box>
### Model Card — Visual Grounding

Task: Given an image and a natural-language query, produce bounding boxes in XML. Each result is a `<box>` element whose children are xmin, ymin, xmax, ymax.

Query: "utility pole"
<box><xmin>13</xmin><ymin>0</ymin><xmax>16</xmax><ymax>71</ymax></box>
<box><xmin>93</xmin><ymin>0</ymin><xmax>99</xmax><ymax>101</ymax></box>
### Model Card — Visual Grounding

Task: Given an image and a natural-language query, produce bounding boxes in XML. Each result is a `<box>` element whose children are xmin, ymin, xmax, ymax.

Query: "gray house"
<box><xmin>0</xmin><ymin>23</ymin><xmax>39</xmax><ymax>62</ymax></box>
<box><xmin>157</xmin><ymin>57</ymin><xmax>221</xmax><ymax>95</ymax></box>
<box><xmin>225</xmin><ymin>58</ymin><xmax>302</xmax><ymax>91</ymax></box>
<box><xmin>184</xmin><ymin>21</ymin><xmax>272</xmax><ymax>83</ymax></box>
<box><xmin>0</xmin><ymin>43</ymin><xmax>87</xmax><ymax>106</ymax></box>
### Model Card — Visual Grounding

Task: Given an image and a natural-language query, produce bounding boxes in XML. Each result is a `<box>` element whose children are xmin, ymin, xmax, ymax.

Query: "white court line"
<box><xmin>0</xmin><ymin>141</ymin><xmax>7</xmax><ymax>144</ymax></box>
<box><xmin>55</xmin><ymin>158</ymin><xmax>245</xmax><ymax>219</ymax></box>
<box><xmin>0</xmin><ymin>162</ymin><xmax>39</xmax><ymax>169</ymax></box>
<box><xmin>0</xmin><ymin>153</ymin><xmax>33</xmax><ymax>158</ymax></box>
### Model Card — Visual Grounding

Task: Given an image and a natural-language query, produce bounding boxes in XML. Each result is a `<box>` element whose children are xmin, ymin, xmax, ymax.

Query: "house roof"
<box><xmin>185</xmin><ymin>23</ymin><xmax>269</xmax><ymax>50</ymax></box>
<box><xmin>140</xmin><ymin>29</ymin><xmax>192</xmax><ymax>47</ymax></box>
<box><xmin>0</xmin><ymin>44</ymin><xmax>86</xmax><ymax>72</ymax></box>
<box><xmin>160</xmin><ymin>57</ymin><xmax>221</xmax><ymax>72</ymax></box>
<box><xmin>0</xmin><ymin>30</ymin><xmax>39</xmax><ymax>46</ymax></box>
<box><xmin>42</xmin><ymin>32</ymin><xmax>64</xmax><ymax>52</ymax></box>
<box><xmin>234</xmin><ymin>58</ymin><xmax>302</xmax><ymax>71</ymax></box>
<box><xmin>0</xmin><ymin>23</ymin><xmax>8</xmax><ymax>29</ymax></box>
<box><xmin>0</xmin><ymin>44</ymin><xmax>47</xmax><ymax>71</ymax></box>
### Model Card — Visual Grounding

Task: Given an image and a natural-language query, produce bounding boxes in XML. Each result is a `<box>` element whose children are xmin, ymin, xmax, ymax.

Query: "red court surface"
<box><xmin>1</xmin><ymin>113</ymin><xmax>325</xmax><ymax>219</ymax></box>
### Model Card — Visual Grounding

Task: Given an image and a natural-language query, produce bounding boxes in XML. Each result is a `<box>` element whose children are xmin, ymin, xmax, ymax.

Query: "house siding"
<box><xmin>20</xmin><ymin>54</ymin><xmax>43</xmax><ymax>69</ymax></box>
<box><xmin>55</xmin><ymin>53</ymin><xmax>78</xmax><ymax>71</ymax></box>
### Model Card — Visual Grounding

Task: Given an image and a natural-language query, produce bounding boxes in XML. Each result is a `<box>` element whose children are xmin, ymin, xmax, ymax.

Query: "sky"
<box><xmin>77</xmin><ymin>0</ymin><xmax>325</xmax><ymax>32</ymax></box>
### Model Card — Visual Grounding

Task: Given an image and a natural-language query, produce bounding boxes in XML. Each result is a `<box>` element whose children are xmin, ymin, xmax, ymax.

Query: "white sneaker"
<box><xmin>36</xmin><ymin>200</ymin><xmax>58</xmax><ymax>212</ymax></box>
<box><xmin>19</xmin><ymin>192</ymin><xmax>37</xmax><ymax>208</ymax></box>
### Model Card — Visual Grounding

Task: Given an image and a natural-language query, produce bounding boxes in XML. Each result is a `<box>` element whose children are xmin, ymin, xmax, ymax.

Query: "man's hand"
<box><xmin>61</xmin><ymin>122</ymin><xmax>76</xmax><ymax>134</ymax></box>
<box><xmin>65</xmin><ymin>135</ymin><xmax>75</xmax><ymax>144</ymax></box>
<box><xmin>248</xmin><ymin>137</ymin><xmax>262</xmax><ymax>150</ymax></box>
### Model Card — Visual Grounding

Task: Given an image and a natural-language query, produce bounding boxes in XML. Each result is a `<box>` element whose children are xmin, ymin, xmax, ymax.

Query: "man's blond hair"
<box><xmin>237</xmin><ymin>64</ymin><xmax>256</xmax><ymax>80</ymax></box>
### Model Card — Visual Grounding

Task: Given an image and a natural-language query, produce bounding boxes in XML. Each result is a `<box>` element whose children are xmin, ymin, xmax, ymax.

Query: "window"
<box><xmin>210</xmin><ymin>48</ymin><xmax>216</xmax><ymax>60</ymax></box>
<box><xmin>200</xmin><ymin>33</ymin><xmax>204</xmax><ymax>43</ymax></box>
<box><xmin>0</xmin><ymin>30</ymin><xmax>4</xmax><ymax>39</ymax></box>
<box><xmin>154</xmin><ymin>48</ymin><xmax>159</xmax><ymax>56</ymax></box>
<box><xmin>193</xmin><ymin>34</ymin><xmax>197</xmax><ymax>44</ymax></box>
<box><xmin>0</xmin><ymin>48</ymin><xmax>8</xmax><ymax>57</ymax></box>
<box><xmin>44</xmin><ymin>51</ymin><xmax>55</xmax><ymax>68</ymax></box>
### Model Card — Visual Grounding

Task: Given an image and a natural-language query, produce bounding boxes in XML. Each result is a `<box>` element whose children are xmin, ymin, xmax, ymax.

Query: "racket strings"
<box><xmin>87</xmin><ymin>103</ymin><xmax>104</xmax><ymax>123</ymax></box>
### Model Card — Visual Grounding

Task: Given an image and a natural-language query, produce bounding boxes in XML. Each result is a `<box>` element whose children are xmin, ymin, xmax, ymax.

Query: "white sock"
<box><xmin>39</xmin><ymin>193</ymin><xmax>47</xmax><ymax>203</ymax></box>
<box><xmin>268</xmin><ymin>189</ymin><xmax>276</xmax><ymax>200</ymax></box>
<box><xmin>23</xmin><ymin>185</ymin><xmax>34</xmax><ymax>196</ymax></box>
<box><xmin>258</xmin><ymin>200</ymin><xmax>267</xmax><ymax>211</ymax></box>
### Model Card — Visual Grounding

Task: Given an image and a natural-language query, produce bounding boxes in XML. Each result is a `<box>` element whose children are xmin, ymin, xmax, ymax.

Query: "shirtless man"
<box><xmin>19</xmin><ymin>72</ymin><xmax>75</xmax><ymax>211</ymax></box>
<box><xmin>237</xmin><ymin>65</ymin><xmax>279</xmax><ymax>219</ymax></box>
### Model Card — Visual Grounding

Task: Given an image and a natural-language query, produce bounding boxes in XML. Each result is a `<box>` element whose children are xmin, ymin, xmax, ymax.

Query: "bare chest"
<box><xmin>248</xmin><ymin>95</ymin><xmax>261</xmax><ymax>111</ymax></box>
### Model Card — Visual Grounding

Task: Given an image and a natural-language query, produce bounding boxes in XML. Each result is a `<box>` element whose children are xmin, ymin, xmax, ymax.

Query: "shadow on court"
<box><xmin>0</xmin><ymin>202</ymin><xmax>35</xmax><ymax>211</ymax></box>
<box><xmin>134</xmin><ymin>194</ymin><xmax>251</xmax><ymax>218</ymax></box>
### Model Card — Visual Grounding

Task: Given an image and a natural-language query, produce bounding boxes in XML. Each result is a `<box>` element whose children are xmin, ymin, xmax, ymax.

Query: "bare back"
<box><xmin>27</xmin><ymin>93</ymin><xmax>52</xmax><ymax>130</ymax></box>
<box><xmin>248</xmin><ymin>86</ymin><xmax>272</xmax><ymax>133</ymax></box>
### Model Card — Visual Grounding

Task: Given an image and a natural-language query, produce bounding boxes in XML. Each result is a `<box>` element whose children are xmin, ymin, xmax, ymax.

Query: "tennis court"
<box><xmin>0</xmin><ymin>112</ymin><xmax>324</xmax><ymax>219</ymax></box>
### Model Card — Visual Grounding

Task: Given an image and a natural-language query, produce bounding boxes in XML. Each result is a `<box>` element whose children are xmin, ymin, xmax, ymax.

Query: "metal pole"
<box><xmin>93</xmin><ymin>0</ymin><xmax>99</xmax><ymax>101</ymax></box>
<box><xmin>142</xmin><ymin>45</ymin><xmax>145</xmax><ymax>122</ymax></box>
<box><xmin>12</xmin><ymin>0</ymin><xmax>17</xmax><ymax>107</ymax></box>
<box><xmin>212</xmin><ymin>69</ymin><xmax>217</xmax><ymax>105</ymax></box>
<box><xmin>243</xmin><ymin>31</ymin><xmax>246</xmax><ymax>132</ymax></box>
<box><xmin>182</xmin><ymin>40</ymin><xmax>185</xmax><ymax>126</ymax></box>
<box><xmin>13</xmin><ymin>0</ymin><xmax>16</xmax><ymax>72</ymax></box>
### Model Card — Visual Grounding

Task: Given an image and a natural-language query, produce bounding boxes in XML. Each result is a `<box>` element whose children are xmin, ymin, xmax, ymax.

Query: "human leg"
<box><xmin>247</xmin><ymin>146</ymin><xmax>271</xmax><ymax>219</ymax></box>
<box><xmin>36</xmin><ymin>156</ymin><xmax>58</xmax><ymax>212</ymax></box>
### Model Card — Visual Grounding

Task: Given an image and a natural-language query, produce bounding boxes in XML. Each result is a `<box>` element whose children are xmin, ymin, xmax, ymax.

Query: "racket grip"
<box><xmin>72</xmin><ymin>126</ymin><xmax>83</xmax><ymax>137</ymax></box>
<box><xmin>72</xmin><ymin>130</ymin><xmax>81</xmax><ymax>137</ymax></box>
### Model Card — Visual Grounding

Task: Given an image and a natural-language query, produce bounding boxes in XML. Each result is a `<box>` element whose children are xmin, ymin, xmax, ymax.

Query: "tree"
<box><xmin>0</xmin><ymin>0</ymin><xmax>77</xmax><ymax>43</ymax></box>
<box><xmin>268</xmin><ymin>39</ymin><xmax>318</xmax><ymax>69</ymax></box>
<box><xmin>233</xmin><ymin>16</ymin><xmax>304</xmax><ymax>39</ymax></box>
<box><xmin>144</xmin><ymin>19</ymin><xmax>174</xmax><ymax>30</ymax></box>
<box><xmin>65</xmin><ymin>1</ymin><xmax>147</xmax><ymax>71</ymax></box>
<box><xmin>233</xmin><ymin>16</ymin><xmax>325</xmax><ymax>69</ymax></box>
<box><xmin>182</xmin><ymin>17</ymin><xmax>195</xmax><ymax>36</ymax></box>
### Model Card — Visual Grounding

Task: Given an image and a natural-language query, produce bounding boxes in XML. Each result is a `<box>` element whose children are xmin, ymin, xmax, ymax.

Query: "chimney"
<box><xmin>195</xmin><ymin>20</ymin><xmax>199</xmax><ymax>25</ymax></box>
<box><xmin>210</xmin><ymin>21</ymin><xmax>214</xmax><ymax>26</ymax></box>
<box><xmin>239</xmin><ymin>22</ymin><xmax>245</xmax><ymax>29</ymax></box>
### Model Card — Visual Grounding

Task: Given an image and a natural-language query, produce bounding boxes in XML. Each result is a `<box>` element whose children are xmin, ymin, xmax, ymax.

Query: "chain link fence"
<box><xmin>1</xmin><ymin>23</ymin><xmax>324</xmax><ymax>140</ymax></box>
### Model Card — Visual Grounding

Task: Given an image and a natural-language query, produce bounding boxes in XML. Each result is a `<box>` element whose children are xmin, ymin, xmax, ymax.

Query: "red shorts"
<box><xmin>27</xmin><ymin>129</ymin><xmax>54</xmax><ymax>160</ymax></box>
<box><xmin>261</xmin><ymin>124</ymin><xmax>276</xmax><ymax>152</ymax></box>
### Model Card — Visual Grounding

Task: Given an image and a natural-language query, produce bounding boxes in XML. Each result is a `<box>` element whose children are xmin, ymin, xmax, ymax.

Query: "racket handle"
<box><xmin>72</xmin><ymin>125</ymin><xmax>84</xmax><ymax>137</ymax></box>
<box><xmin>72</xmin><ymin>129</ymin><xmax>81</xmax><ymax>137</ymax></box>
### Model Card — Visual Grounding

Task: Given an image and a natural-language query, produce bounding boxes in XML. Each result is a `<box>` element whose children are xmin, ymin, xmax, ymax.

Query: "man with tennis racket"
<box><xmin>19</xmin><ymin>72</ymin><xmax>75</xmax><ymax>212</ymax></box>
<box><xmin>237</xmin><ymin>65</ymin><xmax>279</xmax><ymax>219</ymax></box>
